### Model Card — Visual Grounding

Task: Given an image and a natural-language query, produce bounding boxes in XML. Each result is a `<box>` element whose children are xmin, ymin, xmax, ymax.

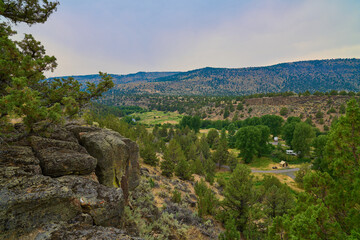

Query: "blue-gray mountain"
<box><xmin>54</xmin><ymin>59</ymin><xmax>360</xmax><ymax>96</ymax></box>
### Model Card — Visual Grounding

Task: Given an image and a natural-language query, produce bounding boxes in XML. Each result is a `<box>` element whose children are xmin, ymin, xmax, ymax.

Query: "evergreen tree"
<box><xmin>199</xmin><ymin>135</ymin><xmax>211</xmax><ymax>160</ymax></box>
<box><xmin>223</xmin><ymin>107</ymin><xmax>230</xmax><ymax>119</ymax></box>
<box><xmin>175</xmin><ymin>158</ymin><xmax>192</xmax><ymax>180</ymax></box>
<box><xmin>227</xmin><ymin>123</ymin><xmax>237</xmax><ymax>148</ymax></box>
<box><xmin>160</xmin><ymin>156</ymin><xmax>175</xmax><ymax>177</ymax></box>
<box><xmin>0</xmin><ymin>0</ymin><xmax>114</xmax><ymax>131</ymax></box>
<box><xmin>312</xmin><ymin>135</ymin><xmax>328</xmax><ymax>171</ymax></box>
<box><xmin>207</xmin><ymin>128</ymin><xmax>219</xmax><ymax>149</ymax></box>
<box><xmin>204</xmin><ymin>157</ymin><xmax>216</xmax><ymax>184</ymax></box>
<box><xmin>223</xmin><ymin>164</ymin><xmax>254</xmax><ymax>234</ymax></box>
<box><xmin>219</xmin><ymin>218</ymin><xmax>241</xmax><ymax>240</ymax></box>
<box><xmin>140</xmin><ymin>144</ymin><xmax>159</xmax><ymax>167</ymax></box>
<box><xmin>161</xmin><ymin>139</ymin><xmax>184</xmax><ymax>177</ymax></box>
<box><xmin>212</xmin><ymin>137</ymin><xmax>229</xmax><ymax>169</ymax></box>
<box><xmin>269</xmin><ymin>99</ymin><xmax>360</xmax><ymax>239</ymax></box>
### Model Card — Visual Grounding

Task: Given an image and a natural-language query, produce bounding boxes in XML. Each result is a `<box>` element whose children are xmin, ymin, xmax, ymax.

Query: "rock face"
<box><xmin>29</xmin><ymin>136</ymin><xmax>97</xmax><ymax>177</ymax></box>
<box><xmin>0</xmin><ymin>123</ymin><xmax>140</xmax><ymax>239</ymax></box>
<box><xmin>66</xmin><ymin>125</ymin><xmax>140</xmax><ymax>199</ymax></box>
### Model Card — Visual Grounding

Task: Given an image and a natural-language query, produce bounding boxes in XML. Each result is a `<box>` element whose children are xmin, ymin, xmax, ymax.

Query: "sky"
<box><xmin>14</xmin><ymin>0</ymin><xmax>360</xmax><ymax>77</ymax></box>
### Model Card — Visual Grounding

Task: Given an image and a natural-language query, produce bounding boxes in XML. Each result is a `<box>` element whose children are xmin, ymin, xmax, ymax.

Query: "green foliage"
<box><xmin>327</xmin><ymin>107</ymin><xmax>336</xmax><ymax>114</ymax></box>
<box><xmin>218</xmin><ymin>218</ymin><xmax>241</xmax><ymax>240</ymax></box>
<box><xmin>315</xmin><ymin>110</ymin><xmax>324</xmax><ymax>119</ymax></box>
<box><xmin>212</xmin><ymin>137</ymin><xmax>229</xmax><ymax>169</ymax></box>
<box><xmin>312</xmin><ymin>135</ymin><xmax>328</xmax><ymax>171</ymax></box>
<box><xmin>194</xmin><ymin>179</ymin><xmax>217</xmax><ymax>217</ymax></box>
<box><xmin>175</xmin><ymin>158</ymin><xmax>192</xmax><ymax>180</ymax></box>
<box><xmin>291</xmin><ymin>122</ymin><xmax>315</xmax><ymax>158</ymax></box>
<box><xmin>262</xmin><ymin>176</ymin><xmax>294</xmax><ymax>219</ymax></box>
<box><xmin>0</xmin><ymin>1</ymin><xmax>113</xmax><ymax>131</ymax></box>
<box><xmin>179</xmin><ymin>115</ymin><xmax>201</xmax><ymax>132</ymax></box>
<box><xmin>171</xmin><ymin>189</ymin><xmax>182</xmax><ymax>204</ymax></box>
<box><xmin>235</xmin><ymin>125</ymin><xmax>270</xmax><ymax>163</ymax></box>
<box><xmin>140</xmin><ymin>144</ymin><xmax>159</xmax><ymax>167</ymax></box>
<box><xmin>161</xmin><ymin>156</ymin><xmax>175</xmax><ymax>178</ymax></box>
<box><xmin>260</xmin><ymin>114</ymin><xmax>284</xmax><ymax>136</ymax></box>
<box><xmin>280</xmin><ymin>107</ymin><xmax>288</xmax><ymax>116</ymax></box>
<box><xmin>235</xmin><ymin>126</ymin><xmax>260</xmax><ymax>163</ymax></box>
<box><xmin>227</xmin><ymin>152</ymin><xmax>238</xmax><ymax>172</ymax></box>
<box><xmin>223</xmin><ymin>107</ymin><xmax>230</xmax><ymax>119</ymax></box>
<box><xmin>294</xmin><ymin>163</ymin><xmax>312</xmax><ymax>187</ymax></box>
<box><xmin>256</xmin><ymin>125</ymin><xmax>271</xmax><ymax>156</ymax></box>
<box><xmin>237</xmin><ymin>103</ymin><xmax>244</xmax><ymax>111</ymax></box>
<box><xmin>204</xmin><ymin>157</ymin><xmax>216</xmax><ymax>184</ymax></box>
<box><xmin>339</xmin><ymin>103</ymin><xmax>346</xmax><ymax>114</ymax></box>
<box><xmin>222</xmin><ymin>164</ymin><xmax>254</xmax><ymax>233</ymax></box>
<box><xmin>269</xmin><ymin>99</ymin><xmax>360</xmax><ymax>239</ymax></box>
<box><xmin>206</xmin><ymin>128</ymin><xmax>219</xmax><ymax>148</ymax></box>
<box><xmin>90</xmin><ymin>103</ymin><xmax>145</xmax><ymax>117</ymax></box>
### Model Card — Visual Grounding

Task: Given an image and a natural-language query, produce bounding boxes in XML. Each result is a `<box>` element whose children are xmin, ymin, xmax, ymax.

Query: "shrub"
<box><xmin>280</xmin><ymin>107</ymin><xmax>288</xmax><ymax>116</ymax></box>
<box><xmin>194</xmin><ymin>180</ymin><xmax>218</xmax><ymax>217</ymax></box>
<box><xmin>171</xmin><ymin>190</ymin><xmax>182</xmax><ymax>204</ymax></box>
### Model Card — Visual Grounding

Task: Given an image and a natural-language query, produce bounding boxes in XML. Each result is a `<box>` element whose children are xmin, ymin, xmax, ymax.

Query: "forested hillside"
<box><xmin>52</xmin><ymin>71</ymin><xmax>179</xmax><ymax>86</ymax></box>
<box><xmin>60</xmin><ymin>58</ymin><xmax>360</xmax><ymax>96</ymax></box>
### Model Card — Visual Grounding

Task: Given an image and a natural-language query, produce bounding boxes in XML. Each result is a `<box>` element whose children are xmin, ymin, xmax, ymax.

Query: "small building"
<box><xmin>279</xmin><ymin>161</ymin><xmax>288</xmax><ymax>167</ymax></box>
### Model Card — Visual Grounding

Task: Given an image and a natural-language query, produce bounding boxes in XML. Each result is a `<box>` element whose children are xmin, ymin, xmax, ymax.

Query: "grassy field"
<box><xmin>131</xmin><ymin>111</ymin><xmax>183</xmax><ymax>125</ymax></box>
<box><xmin>248</xmin><ymin>157</ymin><xmax>275</xmax><ymax>169</ymax></box>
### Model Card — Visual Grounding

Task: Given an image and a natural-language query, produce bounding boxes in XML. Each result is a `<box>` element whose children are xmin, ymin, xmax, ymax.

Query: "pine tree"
<box><xmin>160</xmin><ymin>157</ymin><xmax>175</xmax><ymax>177</ymax></box>
<box><xmin>219</xmin><ymin>218</ymin><xmax>241</xmax><ymax>240</ymax></box>
<box><xmin>0</xmin><ymin>0</ymin><xmax>114</xmax><ymax>131</ymax></box>
<box><xmin>223</xmin><ymin>164</ymin><xmax>254</xmax><ymax>234</ymax></box>
<box><xmin>140</xmin><ymin>144</ymin><xmax>159</xmax><ymax>166</ymax></box>
<box><xmin>161</xmin><ymin>139</ymin><xmax>185</xmax><ymax>177</ymax></box>
<box><xmin>212</xmin><ymin>138</ymin><xmax>228</xmax><ymax>169</ymax></box>
<box><xmin>175</xmin><ymin>158</ymin><xmax>192</xmax><ymax>180</ymax></box>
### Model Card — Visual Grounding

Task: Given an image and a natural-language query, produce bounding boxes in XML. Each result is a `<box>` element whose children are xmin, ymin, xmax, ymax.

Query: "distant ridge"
<box><xmin>54</xmin><ymin>58</ymin><xmax>360</xmax><ymax>96</ymax></box>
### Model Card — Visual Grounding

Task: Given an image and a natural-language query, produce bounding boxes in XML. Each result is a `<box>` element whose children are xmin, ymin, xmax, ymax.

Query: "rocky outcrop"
<box><xmin>48</xmin><ymin>225</ymin><xmax>141</xmax><ymax>240</ymax></box>
<box><xmin>66</xmin><ymin>124</ymin><xmax>140</xmax><ymax>198</ymax></box>
<box><xmin>29</xmin><ymin>136</ymin><xmax>97</xmax><ymax>177</ymax></box>
<box><xmin>0</xmin><ymin>123</ymin><xmax>141</xmax><ymax>239</ymax></box>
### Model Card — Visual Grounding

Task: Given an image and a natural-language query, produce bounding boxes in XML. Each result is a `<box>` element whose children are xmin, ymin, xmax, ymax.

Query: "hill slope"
<box><xmin>55</xmin><ymin>59</ymin><xmax>360</xmax><ymax>95</ymax></box>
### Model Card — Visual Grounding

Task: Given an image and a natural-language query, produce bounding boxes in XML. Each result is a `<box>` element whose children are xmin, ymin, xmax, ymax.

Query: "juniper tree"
<box><xmin>0</xmin><ymin>0</ymin><xmax>114</xmax><ymax>131</ymax></box>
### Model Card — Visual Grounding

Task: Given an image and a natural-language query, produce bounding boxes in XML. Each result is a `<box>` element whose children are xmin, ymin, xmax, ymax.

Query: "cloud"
<box><xmin>14</xmin><ymin>0</ymin><xmax>360</xmax><ymax>76</ymax></box>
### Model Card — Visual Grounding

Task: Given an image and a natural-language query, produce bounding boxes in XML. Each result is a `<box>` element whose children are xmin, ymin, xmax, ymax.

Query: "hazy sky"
<box><xmin>15</xmin><ymin>0</ymin><xmax>360</xmax><ymax>77</ymax></box>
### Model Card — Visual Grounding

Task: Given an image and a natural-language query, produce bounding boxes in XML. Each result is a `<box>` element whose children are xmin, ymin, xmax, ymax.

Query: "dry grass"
<box><xmin>251</xmin><ymin>172</ymin><xmax>303</xmax><ymax>192</ymax></box>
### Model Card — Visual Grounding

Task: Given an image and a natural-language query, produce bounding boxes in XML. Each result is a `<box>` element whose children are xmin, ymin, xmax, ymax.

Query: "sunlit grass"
<box><xmin>131</xmin><ymin>110</ymin><xmax>183</xmax><ymax>125</ymax></box>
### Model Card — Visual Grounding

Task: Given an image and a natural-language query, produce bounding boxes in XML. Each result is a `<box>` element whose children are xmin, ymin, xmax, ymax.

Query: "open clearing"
<box><xmin>131</xmin><ymin>110</ymin><xmax>183</xmax><ymax>125</ymax></box>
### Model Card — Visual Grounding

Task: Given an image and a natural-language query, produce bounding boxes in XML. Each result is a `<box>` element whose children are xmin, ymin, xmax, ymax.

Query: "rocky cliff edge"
<box><xmin>0</xmin><ymin>123</ymin><xmax>140</xmax><ymax>239</ymax></box>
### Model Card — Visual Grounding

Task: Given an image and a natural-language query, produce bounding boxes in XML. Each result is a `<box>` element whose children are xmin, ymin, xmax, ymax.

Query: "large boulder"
<box><xmin>29</xmin><ymin>136</ymin><xmax>97</xmax><ymax>177</ymax></box>
<box><xmin>0</xmin><ymin>146</ymin><xmax>82</xmax><ymax>239</ymax></box>
<box><xmin>57</xmin><ymin>175</ymin><xmax>124</xmax><ymax>227</ymax></box>
<box><xmin>36</xmin><ymin>147</ymin><xmax>97</xmax><ymax>177</ymax></box>
<box><xmin>66</xmin><ymin>125</ymin><xmax>140</xmax><ymax>198</ymax></box>
<box><xmin>0</xmin><ymin>145</ymin><xmax>42</xmax><ymax>175</ymax></box>
<box><xmin>0</xmin><ymin>142</ymin><xmax>126</xmax><ymax>239</ymax></box>
<box><xmin>1</xmin><ymin>124</ymin><xmax>141</xmax><ymax>239</ymax></box>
